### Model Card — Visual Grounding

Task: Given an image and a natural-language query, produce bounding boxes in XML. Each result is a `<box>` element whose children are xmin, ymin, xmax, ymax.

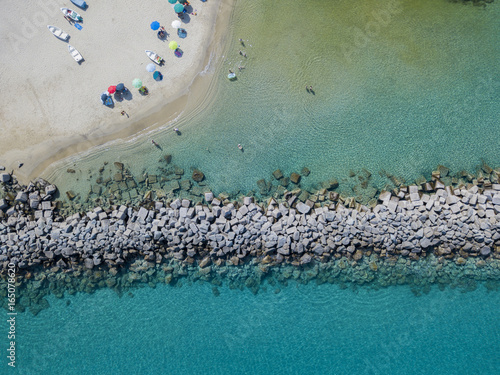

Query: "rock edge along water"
<box><xmin>1</xmin><ymin>168</ymin><xmax>500</xmax><ymax>272</ymax></box>
<box><xmin>1</xmin><ymin>166</ymin><xmax>500</xmax><ymax>314</ymax></box>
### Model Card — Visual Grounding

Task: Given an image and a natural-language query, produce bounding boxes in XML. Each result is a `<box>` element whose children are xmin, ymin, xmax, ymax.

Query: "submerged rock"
<box><xmin>290</xmin><ymin>173</ymin><xmax>301</xmax><ymax>184</ymax></box>
<box><xmin>272</xmin><ymin>169</ymin><xmax>284</xmax><ymax>180</ymax></box>
<box><xmin>192</xmin><ymin>169</ymin><xmax>204</xmax><ymax>182</ymax></box>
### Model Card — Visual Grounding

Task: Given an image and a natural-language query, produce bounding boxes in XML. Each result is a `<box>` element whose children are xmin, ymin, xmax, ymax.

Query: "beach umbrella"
<box><xmin>174</xmin><ymin>3</ymin><xmax>184</xmax><ymax>13</ymax></box>
<box><xmin>150</xmin><ymin>21</ymin><xmax>160</xmax><ymax>30</ymax></box>
<box><xmin>107</xmin><ymin>85</ymin><xmax>117</xmax><ymax>94</ymax></box>
<box><xmin>168</xmin><ymin>0</ymin><xmax>177</xmax><ymax>3</ymax></box>
<box><xmin>100</xmin><ymin>93</ymin><xmax>108</xmax><ymax>102</ymax></box>
<box><xmin>171</xmin><ymin>20</ymin><xmax>182</xmax><ymax>29</ymax></box>
<box><xmin>146</xmin><ymin>63</ymin><xmax>156</xmax><ymax>72</ymax></box>
<box><xmin>116</xmin><ymin>83</ymin><xmax>125</xmax><ymax>91</ymax></box>
<box><xmin>178</xmin><ymin>0</ymin><xmax>188</xmax><ymax>3</ymax></box>
<box><xmin>169</xmin><ymin>41</ymin><xmax>178</xmax><ymax>50</ymax></box>
<box><xmin>132</xmin><ymin>78</ymin><xmax>142</xmax><ymax>88</ymax></box>
<box><xmin>153</xmin><ymin>71</ymin><xmax>163</xmax><ymax>81</ymax></box>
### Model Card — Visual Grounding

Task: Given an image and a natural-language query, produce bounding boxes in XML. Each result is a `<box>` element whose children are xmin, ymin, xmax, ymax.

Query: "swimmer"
<box><xmin>229</xmin><ymin>69</ymin><xmax>233</xmax><ymax>74</ymax></box>
<box><xmin>243</xmin><ymin>52</ymin><xmax>247</xmax><ymax>57</ymax></box>
<box><xmin>174</xmin><ymin>128</ymin><xmax>179</xmax><ymax>132</ymax></box>
<box><xmin>239</xmin><ymin>50</ymin><xmax>243</xmax><ymax>55</ymax></box>
<box><xmin>237</xmin><ymin>144</ymin><xmax>243</xmax><ymax>150</ymax></box>
<box><xmin>309</xmin><ymin>86</ymin><xmax>313</xmax><ymax>91</ymax></box>
<box><xmin>151</xmin><ymin>140</ymin><xmax>159</xmax><ymax>147</ymax></box>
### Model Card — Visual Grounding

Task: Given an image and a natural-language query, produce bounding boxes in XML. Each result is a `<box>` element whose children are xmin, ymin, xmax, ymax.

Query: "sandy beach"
<box><xmin>0</xmin><ymin>0</ymin><xmax>224</xmax><ymax>182</ymax></box>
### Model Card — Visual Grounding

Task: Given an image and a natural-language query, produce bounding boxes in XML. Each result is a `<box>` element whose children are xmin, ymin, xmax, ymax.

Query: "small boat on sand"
<box><xmin>68</xmin><ymin>45</ymin><xmax>83</xmax><ymax>62</ymax></box>
<box><xmin>145</xmin><ymin>50</ymin><xmax>164</xmax><ymax>65</ymax></box>
<box><xmin>47</xmin><ymin>25</ymin><xmax>69</xmax><ymax>40</ymax></box>
<box><xmin>61</xmin><ymin>8</ymin><xmax>83</xmax><ymax>22</ymax></box>
<box><xmin>70</xmin><ymin>0</ymin><xmax>87</xmax><ymax>9</ymax></box>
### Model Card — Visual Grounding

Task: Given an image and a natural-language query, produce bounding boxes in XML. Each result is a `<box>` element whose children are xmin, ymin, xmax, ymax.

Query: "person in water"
<box><xmin>237</xmin><ymin>144</ymin><xmax>243</xmax><ymax>150</ymax></box>
<box><xmin>151</xmin><ymin>140</ymin><xmax>159</xmax><ymax>147</ymax></box>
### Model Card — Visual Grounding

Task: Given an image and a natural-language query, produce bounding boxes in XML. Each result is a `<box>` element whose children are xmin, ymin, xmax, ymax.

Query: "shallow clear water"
<box><xmin>43</xmin><ymin>0</ymin><xmax>500</xmax><ymax>200</ymax></box>
<box><xmin>9</xmin><ymin>282</ymin><xmax>500</xmax><ymax>374</ymax></box>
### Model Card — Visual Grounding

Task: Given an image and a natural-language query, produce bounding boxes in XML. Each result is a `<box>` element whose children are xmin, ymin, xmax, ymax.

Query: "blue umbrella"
<box><xmin>153</xmin><ymin>71</ymin><xmax>163</xmax><ymax>81</ymax></box>
<box><xmin>146</xmin><ymin>63</ymin><xmax>156</xmax><ymax>72</ymax></box>
<box><xmin>150</xmin><ymin>21</ymin><xmax>160</xmax><ymax>30</ymax></box>
<box><xmin>116</xmin><ymin>83</ymin><xmax>125</xmax><ymax>91</ymax></box>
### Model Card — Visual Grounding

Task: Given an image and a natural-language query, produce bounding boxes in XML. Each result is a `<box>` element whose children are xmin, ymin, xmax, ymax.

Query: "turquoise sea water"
<box><xmin>8</xmin><ymin>282</ymin><xmax>500</xmax><ymax>374</ymax></box>
<box><xmin>8</xmin><ymin>0</ymin><xmax>500</xmax><ymax>373</ymax></box>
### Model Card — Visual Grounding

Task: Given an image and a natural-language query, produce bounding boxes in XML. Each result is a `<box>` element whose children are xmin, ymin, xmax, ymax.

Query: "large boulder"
<box><xmin>300</xmin><ymin>253</ymin><xmax>312</xmax><ymax>265</ymax></box>
<box><xmin>192</xmin><ymin>169</ymin><xmax>204</xmax><ymax>182</ymax></box>
<box><xmin>45</xmin><ymin>185</ymin><xmax>57</xmax><ymax>195</ymax></box>
<box><xmin>15</xmin><ymin>192</ymin><xmax>28</xmax><ymax>203</ymax></box>
<box><xmin>296</xmin><ymin>202</ymin><xmax>311</xmax><ymax>214</ymax></box>
<box><xmin>290</xmin><ymin>173</ymin><xmax>301</xmax><ymax>184</ymax></box>
<box><xmin>0</xmin><ymin>173</ymin><xmax>11</xmax><ymax>183</ymax></box>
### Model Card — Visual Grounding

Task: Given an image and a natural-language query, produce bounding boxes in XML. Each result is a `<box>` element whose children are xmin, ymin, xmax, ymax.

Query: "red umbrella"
<box><xmin>107</xmin><ymin>85</ymin><xmax>117</xmax><ymax>94</ymax></box>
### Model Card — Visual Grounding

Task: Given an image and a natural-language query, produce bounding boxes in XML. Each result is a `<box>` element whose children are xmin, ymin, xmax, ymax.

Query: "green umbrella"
<box><xmin>132</xmin><ymin>78</ymin><xmax>142</xmax><ymax>88</ymax></box>
<box><xmin>174</xmin><ymin>3</ymin><xmax>184</xmax><ymax>13</ymax></box>
<box><xmin>168</xmin><ymin>0</ymin><xmax>177</xmax><ymax>3</ymax></box>
<box><xmin>169</xmin><ymin>41</ymin><xmax>178</xmax><ymax>50</ymax></box>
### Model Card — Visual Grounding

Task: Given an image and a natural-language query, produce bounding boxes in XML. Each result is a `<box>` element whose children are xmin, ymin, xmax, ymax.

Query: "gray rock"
<box><xmin>300</xmin><ymin>253</ymin><xmax>312</xmax><ymax>264</ymax></box>
<box><xmin>480</xmin><ymin>246</ymin><xmax>491</xmax><ymax>257</ymax></box>
<box><xmin>0</xmin><ymin>173</ymin><xmax>11</xmax><ymax>183</ymax></box>
<box><xmin>84</xmin><ymin>258</ymin><xmax>94</xmax><ymax>269</ymax></box>
<box><xmin>170</xmin><ymin>199</ymin><xmax>181</xmax><ymax>209</ymax></box>
<box><xmin>15</xmin><ymin>192</ymin><xmax>28</xmax><ymax>203</ymax></box>
<box><xmin>45</xmin><ymin>185</ymin><xmax>57</xmax><ymax>195</ymax></box>
<box><xmin>0</xmin><ymin>199</ymin><xmax>9</xmax><ymax>210</ymax></box>
<box><xmin>420</xmin><ymin>238</ymin><xmax>432</xmax><ymax>248</ymax></box>
<box><xmin>243</xmin><ymin>196</ymin><xmax>254</xmax><ymax>205</ymax></box>
<box><xmin>296</xmin><ymin>202</ymin><xmax>311</xmax><ymax>214</ymax></box>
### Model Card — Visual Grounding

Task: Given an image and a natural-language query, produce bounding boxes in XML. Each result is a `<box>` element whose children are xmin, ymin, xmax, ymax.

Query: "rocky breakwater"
<box><xmin>1</xmin><ymin>168</ymin><xmax>500</xmax><ymax>313</ymax></box>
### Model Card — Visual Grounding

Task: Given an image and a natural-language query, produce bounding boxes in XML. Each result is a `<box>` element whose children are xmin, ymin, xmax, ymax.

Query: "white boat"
<box><xmin>68</xmin><ymin>45</ymin><xmax>83</xmax><ymax>62</ymax></box>
<box><xmin>60</xmin><ymin>7</ymin><xmax>83</xmax><ymax>22</ymax></box>
<box><xmin>145</xmin><ymin>50</ymin><xmax>164</xmax><ymax>65</ymax></box>
<box><xmin>47</xmin><ymin>25</ymin><xmax>69</xmax><ymax>41</ymax></box>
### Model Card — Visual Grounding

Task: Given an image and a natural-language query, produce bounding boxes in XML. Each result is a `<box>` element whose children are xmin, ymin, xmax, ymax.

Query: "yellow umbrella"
<box><xmin>169</xmin><ymin>41</ymin><xmax>178</xmax><ymax>50</ymax></box>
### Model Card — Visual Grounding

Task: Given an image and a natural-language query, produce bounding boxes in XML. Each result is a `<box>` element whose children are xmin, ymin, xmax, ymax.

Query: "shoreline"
<box><xmin>0</xmin><ymin>0</ymin><xmax>232</xmax><ymax>184</ymax></box>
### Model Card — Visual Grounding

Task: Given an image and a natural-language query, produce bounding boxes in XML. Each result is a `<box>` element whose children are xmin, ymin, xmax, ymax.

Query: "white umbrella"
<box><xmin>146</xmin><ymin>63</ymin><xmax>156</xmax><ymax>72</ymax></box>
<box><xmin>171</xmin><ymin>20</ymin><xmax>182</xmax><ymax>29</ymax></box>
